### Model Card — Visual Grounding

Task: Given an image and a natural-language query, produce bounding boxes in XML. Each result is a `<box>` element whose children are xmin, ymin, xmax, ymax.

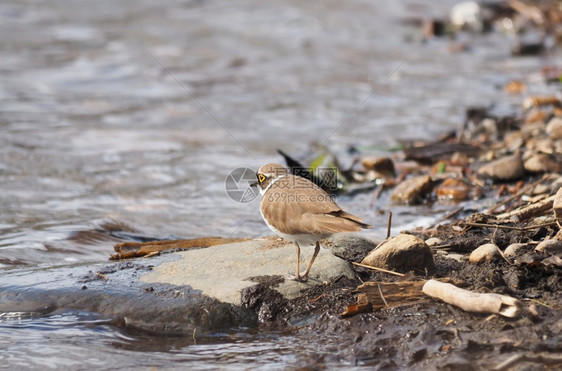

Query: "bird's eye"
<box><xmin>258</xmin><ymin>174</ymin><xmax>266</xmax><ymax>183</ymax></box>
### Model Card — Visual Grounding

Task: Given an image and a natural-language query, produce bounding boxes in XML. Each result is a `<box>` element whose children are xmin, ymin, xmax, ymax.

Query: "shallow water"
<box><xmin>1</xmin><ymin>0</ymin><xmax>560</xmax><ymax>368</ymax></box>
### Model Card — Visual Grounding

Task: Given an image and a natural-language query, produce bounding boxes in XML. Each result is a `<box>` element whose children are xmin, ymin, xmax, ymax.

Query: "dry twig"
<box><xmin>352</xmin><ymin>262</ymin><xmax>405</xmax><ymax>277</ymax></box>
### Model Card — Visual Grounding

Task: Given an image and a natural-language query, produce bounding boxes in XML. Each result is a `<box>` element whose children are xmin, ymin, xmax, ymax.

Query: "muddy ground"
<box><xmin>239</xmin><ymin>242</ymin><xmax>561</xmax><ymax>369</ymax></box>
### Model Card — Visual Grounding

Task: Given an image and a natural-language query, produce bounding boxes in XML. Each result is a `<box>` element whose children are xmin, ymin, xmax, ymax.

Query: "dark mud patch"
<box><xmin>241</xmin><ymin>275</ymin><xmax>288</xmax><ymax>322</ymax></box>
<box><xmin>428</xmin><ymin>219</ymin><xmax>554</xmax><ymax>254</ymax></box>
<box><xmin>239</xmin><ymin>255</ymin><xmax>561</xmax><ymax>369</ymax></box>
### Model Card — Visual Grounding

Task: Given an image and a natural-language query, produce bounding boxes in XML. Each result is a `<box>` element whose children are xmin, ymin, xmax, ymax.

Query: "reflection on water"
<box><xmin>0</xmin><ymin>311</ymin><xmax>346</xmax><ymax>369</ymax></box>
<box><xmin>1</xmin><ymin>0</ymin><xmax>559</xmax><ymax>367</ymax></box>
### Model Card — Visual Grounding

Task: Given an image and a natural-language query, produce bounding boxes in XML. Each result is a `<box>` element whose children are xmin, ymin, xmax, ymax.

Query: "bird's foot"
<box><xmin>289</xmin><ymin>271</ymin><xmax>309</xmax><ymax>282</ymax></box>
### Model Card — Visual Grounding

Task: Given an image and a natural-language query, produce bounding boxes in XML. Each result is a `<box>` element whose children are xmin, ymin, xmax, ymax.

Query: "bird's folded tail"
<box><xmin>330</xmin><ymin>210</ymin><xmax>373</xmax><ymax>229</ymax></box>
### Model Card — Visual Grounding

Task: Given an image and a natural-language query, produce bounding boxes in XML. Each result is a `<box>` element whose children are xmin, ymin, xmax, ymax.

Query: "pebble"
<box><xmin>546</xmin><ymin>117</ymin><xmax>562</xmax><ymax>140</ymax></box>
<box><xmin>477</xmin><ymin>152</ymin><xmax>525</xmax><ymax>181</ymax></box>
<box><xmin>425</xmin><ymin>237</ymin><xmax>443</xmax><ymax>247</ymax></box>
<box><xmin>535</xmin><ymin>239</ymin><xmax>562</xmax><ymax>256</ymax></box>
<box><xmin>521</xmin><ymin>121</ymin><xmax>546</xmax><ymax>138</ymax></box>
<box><xmin>527</xmin><ymin>137</ymin><xmax>554</xmax><ymax>154</ymax></box>
<box><xmin>391</xmin><ymin>175</ymin><xmax>433</xmax><ymax>204</ymax></box>
<box><xmin>523</xmin><ymin>153</ymin><xmax>561</xmax><ymax>173</ymax></box>
<box><xmin>436</xmin><ymin>178</ymin><xmax>470</xmax><ymax>201</ymax></box>
<box><xmin>504</xmin><ymin>243</ymin><xmax>529</xmax><ymax>257</ymax></box>
<box><xmin>361</xmin><ymin>156</ymin><xmax>396</xmax><ymax>178</ymax></box>
<box><xmin>361</xmin><ymin>234</ymin><xmax>435</xmax><ymax>273</ymax></box>
<box><xmin>469</xmin><ymin>243</ymin><xmax>500</xmax><ymax>263</ymax></box>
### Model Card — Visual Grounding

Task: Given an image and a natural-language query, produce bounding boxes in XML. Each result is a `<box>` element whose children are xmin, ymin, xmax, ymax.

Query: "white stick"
<box><xmin>422</xmin><ymin>280</ymin><xmax>520</xmax><ymax>318</ymax></box>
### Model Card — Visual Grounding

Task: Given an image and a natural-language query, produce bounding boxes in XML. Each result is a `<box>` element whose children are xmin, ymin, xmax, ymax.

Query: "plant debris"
<box><xmin>110</xmin><ymin>237</ymin><xmax>250</xmax><ymax>260</ymax></box>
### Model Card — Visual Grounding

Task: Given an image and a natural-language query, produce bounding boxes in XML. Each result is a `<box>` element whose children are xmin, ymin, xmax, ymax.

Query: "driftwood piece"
<box><xmin>422</xmin><ymin>280</ymin><xmax>520</xmax><ymax>318</ymax></box>
<box><xmin>487</xmin><ymin>174</ymin><xmax>552</xmax><ymax>214</ymax></box>
<box><xmin>342</xmin><ymin>280</ymin><xmax>427</xmax><ymax>317</ymax></box>
<box><xmin>340</xmin><ymin>293</ymin><xmax>373</xmax><ymax>317</ymax></box>
<box><xmin>496</xmin><ymin>194</ymin><xmax>555</xmax><ymax>221</ymax></box>
<box><xmin>110</xmin><ymin>237</ymin><xmax>250</xmax><ymax>260</ymax></box>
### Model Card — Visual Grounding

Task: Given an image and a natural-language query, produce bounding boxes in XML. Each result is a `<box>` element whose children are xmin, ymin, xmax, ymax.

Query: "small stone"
<box><xmin>521</xmin><ymin>121</ymin><xmax>546</xmax><ymax>138</ymax></box>
<box><xmin>535</xmin><ymin>239</ymin><xmax>562</xmax><ymax>256</ymax></box>
<box><xmin>504</xmin><ymin>243</ymin><xmax>529</xmax><ymax>257</ymax></box>
<box><xmin>361</xmin><ymin>156</ymin><xmax>396</xmax><ymax>178</ymax></box>
<box><xmin>477</xmin><ymin>152</ymin><xmax>525</xmax><ymax>181</ymax></box>
<box><xmin>323</xmin><ymin>234</ymin><xmax>381</xmax><ymax>262</ymax></box>
<box><xmin>542</xmin><ymin>256</ymin><xmax>562</xmax><ymax>267</ymax></box>
<box><xmin>425</xmin><ymin>237</ymin><xmax>443</xmax><ymax>247</ymax></box>
<box><xmin>361</xmin><ymin>234</ymin><xmax>435</xmax><ymax>273</ymax></box>
<box><xmin>532</xmin><ymin>184</ymin><xmax>549</xmax><ymax>195</ymax></box>
<box><xmin>524</xmin><ymin>153</ymin><xmax>561</xmax><ymax>173</ymax></box>
<box><xmin>436</xmin><ymin>251</ymin><xmax>466</xmax><ymax>262</ymax></box>
<box><xmin>436</xmin><ymin>178</ymin><xmax>470</xmax><ymax>201</ymax></box>
<box><xmin>504</xmin><ymin>132</ymin><xmax>524</xmax><ymax>152</ymax></box>
<box><xmin>527</xmin><ymin>138</ymin><xmax>554</xmax><ymax>154</ymax></box>
<box><xmin>546</xmin><ymin>117</ymin><xmax>562</xmax><ymax>140</ymax></box>
<box><xmin>469</xmin><ymin>243</ymin><xmax>500</xmax><ymax>263</ymax></box>
<box><xmin>391</xmin><ymin>175</ymin><xmax>433</xmax><ymax>204</ymax></box>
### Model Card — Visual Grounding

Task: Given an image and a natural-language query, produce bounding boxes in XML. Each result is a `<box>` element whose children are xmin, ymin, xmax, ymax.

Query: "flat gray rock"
<box><xmin>140</xmin><ymin>236</ymin><xmax>356</xmax><ymax>305</ymax></box>
<box><xmin>0</xmin><ymin>236</ymin><xmax>358</xmax><ymax>334</ymax></box>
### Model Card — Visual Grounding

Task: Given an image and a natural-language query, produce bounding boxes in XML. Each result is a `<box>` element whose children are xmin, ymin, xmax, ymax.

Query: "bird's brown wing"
<box><xmin>261</xmin><ymin>175</ymin><xmax>372</xmax><ymax>235</ymax></box>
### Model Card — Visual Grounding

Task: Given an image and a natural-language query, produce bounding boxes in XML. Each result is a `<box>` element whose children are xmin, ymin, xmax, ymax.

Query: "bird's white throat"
<box><xmin>259</xmin><ymin>174</ymin><xmax>288</xmax><ymax>196</ymax></box>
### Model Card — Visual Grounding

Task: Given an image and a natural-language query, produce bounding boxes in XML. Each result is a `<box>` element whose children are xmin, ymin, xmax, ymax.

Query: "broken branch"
<box><xmin>352</xmin><ymin>262</ymin><xmax>405</xmax><ymax>277</ymax></box>
<box><xmin>422</xmin><ymin>280</ymin><xmax>520</xmax><ymax>318</ymax></box>
<box><xmin>110</xmin><ymin>237</ymin><xmax>250</xmax><ymax>260</ymax></box>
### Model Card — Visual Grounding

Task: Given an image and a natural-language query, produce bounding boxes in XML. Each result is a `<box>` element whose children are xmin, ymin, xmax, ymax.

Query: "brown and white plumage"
<box><xmin>255</xmin><ymin>163</ymin><xmax>371</xmax><ymax>280</ymax></box>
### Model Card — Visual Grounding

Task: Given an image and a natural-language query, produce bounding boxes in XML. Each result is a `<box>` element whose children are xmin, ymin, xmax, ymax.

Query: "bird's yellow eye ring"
<box><xmin>258</xmin><ymin>174</ymin><xmax>266</xmax><ymax>183</ymax></box>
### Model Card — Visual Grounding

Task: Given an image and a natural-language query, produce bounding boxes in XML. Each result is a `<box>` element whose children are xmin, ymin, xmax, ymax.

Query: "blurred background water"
<box><xmin>0</xmin><ymin>0</ymin><xmax>559</xmax><ymax>368</ymax></box>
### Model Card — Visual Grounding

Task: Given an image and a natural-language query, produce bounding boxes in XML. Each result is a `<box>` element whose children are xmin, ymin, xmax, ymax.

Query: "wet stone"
<box><xmin>391</xmin><ymin>175</ymin><xmax>433</xmax><ymax>205</ymax></box>
<box><xmin>436</xmin><ymin>178</ymin><xmax>469</xmax><ymax>201</ymax></box>
<box><xmin>140</xmin><ymin>238</ymin><xmax>356</xmax><ymax>304</ymax></box>
<box><xmin>361</xmin><ymin>156</ymin><xmax>396</xmax><ymax>179</ymax></box>
<box><xmin>0</xmin><ymin>237</ymin><xmax>360</xmax><ymax>335</ymax></box>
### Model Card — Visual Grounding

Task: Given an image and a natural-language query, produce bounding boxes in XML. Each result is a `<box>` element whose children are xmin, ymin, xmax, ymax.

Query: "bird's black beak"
<box><xmin>250</xmin><ymin>181</ymin><xmax>258</xmax><ymax>187</ymax></box>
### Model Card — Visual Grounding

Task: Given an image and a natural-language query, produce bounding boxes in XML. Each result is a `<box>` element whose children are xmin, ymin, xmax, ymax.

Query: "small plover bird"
<box><xmin>253</xmin><ymin>163</ymin><xmax>371</xmax><ymax>281</ymax></box>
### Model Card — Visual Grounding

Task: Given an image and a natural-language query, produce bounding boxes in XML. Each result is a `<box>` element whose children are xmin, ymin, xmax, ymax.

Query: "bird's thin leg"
<box><xmin>301</xmin><ymin>241</ymin><xmax>320</xmax><ymax>279</ymax></box>
<box><xmin>295</xmin><ymin>242</ymin><xmax>301</xmax><ymax>280</ymax></box>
